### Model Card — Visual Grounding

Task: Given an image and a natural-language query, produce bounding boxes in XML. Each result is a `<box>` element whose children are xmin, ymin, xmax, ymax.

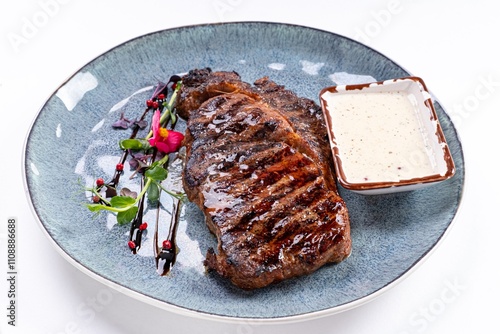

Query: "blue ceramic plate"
<box><xmin>23</xmin><ymin>22</ymin><xmax>464</xmax><ymax>323</ymax></box>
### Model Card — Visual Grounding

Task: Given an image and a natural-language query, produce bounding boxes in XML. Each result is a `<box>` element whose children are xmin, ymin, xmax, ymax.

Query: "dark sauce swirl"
<box><xmin>96</xmin><ymin>75</ymin><xmax>184</xmax><ymax>273</ymax></box>
<box><xmin>154</xmin><ymin>198</ymin><xmax>181</xmax><ymax>275</ymax></box>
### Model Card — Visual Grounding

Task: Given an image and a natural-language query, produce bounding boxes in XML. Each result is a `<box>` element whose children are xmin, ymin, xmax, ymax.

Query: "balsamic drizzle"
<box><xmin>151</xmin><ymin>99</ymin><xmax>183</xmax><ymax>275</ymax></box>
<box><xmin>121</xmin><ymin>76</ymin><xmax>184</xmax><ymax>275</ymax></box>
<box><xmin>154</xmin><ymin>197</ymin><xmax>182</xmax><ymax>276</ymax></box>
<box><xmin>128</xmin><ymin>175</ymin><xmax>147</xmax><ymax>254</ymax></box>
<box><xmin>105</xmin><ymin>105</ymin><xmax>153</xmax><ymax>194</ymax></box>
<box><xmin>89</xmin><ymin>76</ymin><xmax>184</xmax><ymax>275</ymax></box>
<box><xmin>101</xmin><ymin>75</ymin><xmax>179</xmax><ymax>197</ymax></box>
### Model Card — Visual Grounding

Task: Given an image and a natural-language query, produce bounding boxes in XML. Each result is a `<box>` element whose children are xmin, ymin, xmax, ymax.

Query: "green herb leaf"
<box><xmin>119</xmin><ymin>139</ymin><xmax>150</xmax><ymax>150</ymax></box>
<box><xmin>145</xmin><ymin>164</ymin><xmax>169</xmax><ymax>181</ymax></box>
<box><xmin>147</xmin><ymin>182</ymin><xmax>160</xmax><ymax>202</ymax></box>
<box><xmin>109</xmin><ymin>195</ymin><xmax>136</xmax><ymax>208</ymax></box>
<box><xmin>86</xmin><ymin>203</ymin><xmax>109</xmax><ymax>212</ymax></box>
<box><xmin>117</xmin><ymin>206</ymin><xmax>138</xmax><ymax>225</ymax></box>
<box><xmin>170</xmin><ymin>112</ymin><xmax>177</xmax><ymax>126</ymax></box>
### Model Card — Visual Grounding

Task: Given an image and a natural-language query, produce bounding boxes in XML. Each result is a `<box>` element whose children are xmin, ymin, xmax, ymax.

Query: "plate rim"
<box><xmin>22</xmin><ymin>21</ymin><xmax>466</xmax><ymax>324</ymax></box>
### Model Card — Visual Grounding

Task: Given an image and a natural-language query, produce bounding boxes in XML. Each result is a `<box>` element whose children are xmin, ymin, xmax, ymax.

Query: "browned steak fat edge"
<box><xmin>177</xmin><ymin>68</ymin><xmax>351</xmax><ymax>289</ymax></box>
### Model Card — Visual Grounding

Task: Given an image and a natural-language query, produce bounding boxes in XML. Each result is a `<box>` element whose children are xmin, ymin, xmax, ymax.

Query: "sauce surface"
<box><xmin>323</xmin><ymin>90</ymin><xmax>441</xmax><ymax>183</ymax></box>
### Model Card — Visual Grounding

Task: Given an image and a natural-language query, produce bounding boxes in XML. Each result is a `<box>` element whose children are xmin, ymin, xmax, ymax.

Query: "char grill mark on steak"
<box><xmin>187</xmin><ymin>94</ymin><xmax>297</xmax><ymax>149</ymax></box>
<box><xmin>209</xmin><ymin>149</ymin><xmax>320</xmax><ymax>233</ymax></box>
<box><xmin>176</xmin><ymin>68</ymin><xmax>259</xmax><ymax>120</ymax></box>
<box><xmin>177</xmin><ymin>68</ymin><xmax>351</xmax><ymax>289</ymax></box>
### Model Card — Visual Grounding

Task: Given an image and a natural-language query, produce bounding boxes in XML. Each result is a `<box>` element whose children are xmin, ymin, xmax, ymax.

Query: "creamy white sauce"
<box><xmin>323</xmin><ymin>90</ymin><xmax>441</xmax><ymax>183</ymax></box>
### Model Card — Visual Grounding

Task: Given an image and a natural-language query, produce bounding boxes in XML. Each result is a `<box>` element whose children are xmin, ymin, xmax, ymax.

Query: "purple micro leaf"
<box><xmin>112</xmin><ymin>112</ymin><xmax>131</xmax><ymax>129</ymax></box>
<box><xmin>129</xmin><ymin>157</ymin><xmax>149</xmax><ymax>172</ymax></box>
<box><xmin>130</xmin><ymin>151</ymin><xmax>153</xmax><ymax>161</ymax></box>
<box><xmin>168</xmin><ymin>75</ymin><xmax>182</xmax><ymax>86</ymax></box>
<box><xmin>155</xmin><ymin>150</ymin><xmax>167</xmax><ymax>160</ymax></box>
<box><xmin>134</xmin><ymin>119</ymin><xmax>148</xmax><ymax>129</ymax></box>
<box><xmin>120</xmin><ymin>187</ymin><xmax>138</xmax><ymax>199</ymax></box>
<box><xmin>128</xmin><ymin>158</ymin><xmax>139</xmax><ymax>170</ymax></box>
<box><xmin>129</xmin><ymin>158</ymin><xmax>145</xmax><ymax>170</ymax></box>
<box><xmin>112</xmin><ymin>119</ymin><xmax>130</xmax><ymax>129</ymax></box>
<box><xmin>151</xmin><ymin>82</ymin><xmax>168</xmax><ymax>99</ymax></box>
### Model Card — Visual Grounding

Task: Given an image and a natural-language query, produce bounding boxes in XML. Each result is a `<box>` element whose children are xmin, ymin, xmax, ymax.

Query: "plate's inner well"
<box><xmin>24</xmin><ymin>22</ymin><xmax>464</xmax><ymax>320</ymax></box>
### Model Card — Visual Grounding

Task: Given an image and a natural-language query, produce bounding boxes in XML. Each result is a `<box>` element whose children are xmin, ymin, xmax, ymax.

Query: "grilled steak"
<box><xmin>177</xmin><ymin>68</ymin><xmax>351</xmax><ymax>289</ymax></box>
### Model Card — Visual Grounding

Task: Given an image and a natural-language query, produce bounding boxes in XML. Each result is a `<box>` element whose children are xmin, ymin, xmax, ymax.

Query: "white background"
<box><xmin>1</xmin><ymin>1</ymin><xmax>499</xmax><ymax>333</ymax></box>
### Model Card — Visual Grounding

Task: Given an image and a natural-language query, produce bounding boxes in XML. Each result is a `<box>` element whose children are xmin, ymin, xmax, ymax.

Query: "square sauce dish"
<box><xmin>319</xmin><ymin>77</ymin><xmax>455</xmax><ymax>195</ymax></box>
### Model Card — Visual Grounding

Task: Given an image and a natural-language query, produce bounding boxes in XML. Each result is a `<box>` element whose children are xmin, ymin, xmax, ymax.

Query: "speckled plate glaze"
<box><xmin>23</xmin><ymin>22</ymin><xmax>464</xmax><ymax>323</ymax></box>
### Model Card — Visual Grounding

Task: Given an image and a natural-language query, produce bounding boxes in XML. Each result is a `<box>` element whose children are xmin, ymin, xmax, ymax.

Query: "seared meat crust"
<box><xmin>177</xmin><ymin>68</ymin><xmax>351</xmax><ymax>289</ymax></box>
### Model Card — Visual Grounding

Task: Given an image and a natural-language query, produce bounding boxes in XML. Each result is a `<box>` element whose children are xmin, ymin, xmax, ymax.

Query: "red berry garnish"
<box><xmin>146</xmin><ymin>99</ymin><xmax>154</xmax><ymax>107</ymax></box>
<box><xmin>116</xmin><ymin>163</ymin><xmax>124</xmax><ymax>171</ymax></box>
<box><xmin>92</xmin><ymin>195</ymin><xmax>100</xmax><ymax>203</ymax></box>
<box><xmin>152</xmin><ymin>101</ymin><xmax>159</xmax><ymax>109</ymax></box>
<box><xmin>96</xmin><ymin>178</ymin><xmax>105</xmax><ymax>187</ymax></box>
<box><xmin>162</xmin><ymin>240</ymin><xmax>172</xmax><ymax>250</ymax></box>
<box><xmin>128</xmin><ymin>241</ymin><xmax>136</xmax><ymax>249</ymax></box>
<box><xmin>158</xmin><ymin>93</ymin><xmax>165</xmax><ymax>100</ymax></box>
<box><xmin>139</xmin><ymin>223</ymin><xmax>148</xmax><ymax>231</ymax></box>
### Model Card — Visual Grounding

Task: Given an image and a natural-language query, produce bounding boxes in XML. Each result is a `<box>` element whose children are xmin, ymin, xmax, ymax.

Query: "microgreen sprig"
<box><xmin>148</xmin><ymin>81</ymin><xmax>182</xmax><ymax>138</ymax></box>
<box><xmin>86</xmin><ymin>154</ymin><xmax>184</xmax><ymax>225</ymax></box>
<box><xmin>85</xmin><ymin>78</ymin><xmax>184</xmax><ymax>226</ymax></box>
